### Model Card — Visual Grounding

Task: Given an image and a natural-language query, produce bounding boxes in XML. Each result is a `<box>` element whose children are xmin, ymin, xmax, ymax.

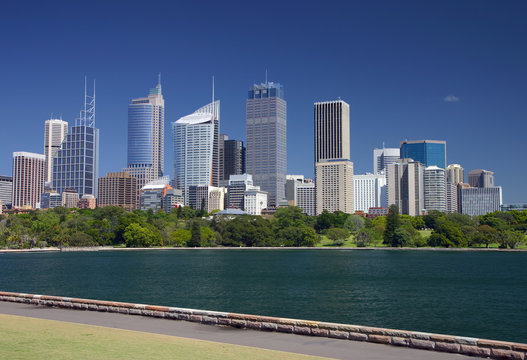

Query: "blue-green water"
<box><xmin>0</xmin><ymin>249</ymin><xmax>526</xmax><ymax>343</ymax></box>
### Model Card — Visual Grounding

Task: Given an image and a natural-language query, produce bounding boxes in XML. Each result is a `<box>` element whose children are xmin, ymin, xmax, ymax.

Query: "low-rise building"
<box><xmin>78</xmin><ymin>194</ymin><xmax>96</xmax><ymax>209</ymax></box>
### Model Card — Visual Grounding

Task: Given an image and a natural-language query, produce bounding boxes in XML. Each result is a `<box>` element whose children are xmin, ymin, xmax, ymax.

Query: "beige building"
<box><xmin>62</xmin><ymin>188</ymin><xmax>79</xmax><ymax>208</ymax></box>
<box><xmin>446</xmin><ymin>164</ymin><xmax>464</xmax><ymax>185</ymax></box>
<box><xmin>98</xmin><ymin>172</ymin><xmax>138</xmax><ymax>211</ymax></box>
<box><xmin>12</xmin><ymin>152</ymin><xmax>45</xmax><ymax>209</ymax></box>
<box><xmin>387</xmin><ymin>159</ymin><xmax>425</xmax><ymax>216</ymax></box>
<box><xmin>78</xmin><ymin>194</ymin><xmax>96</xmax><ymax>209</ymax></box>
<box><xmin>316</xmin><ymin>160</ymin><xmax>354</xmax><ymax>215</ymax></box>
<box><xmin>44</xmin><ymin>119</ymin><xmax>68</xmax><ymax>184</ymax></box>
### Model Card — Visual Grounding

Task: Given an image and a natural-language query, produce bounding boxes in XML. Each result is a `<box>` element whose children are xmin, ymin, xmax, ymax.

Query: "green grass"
<box><xmin>418</xmin><ymin>230</ymin><xmax>432</xmax><ymax>239</ymax></box>
<box><xmin>0</xmin><ymin>314</ymin><xmax>331</xmax><ymax>360</ymax></box>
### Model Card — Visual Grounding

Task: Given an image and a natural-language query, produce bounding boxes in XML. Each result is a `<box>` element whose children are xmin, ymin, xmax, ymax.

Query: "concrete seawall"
<box><xmin>1</xmin><ymin>291</ymin><xmax>525</xmax><ymax>359</ymax></box>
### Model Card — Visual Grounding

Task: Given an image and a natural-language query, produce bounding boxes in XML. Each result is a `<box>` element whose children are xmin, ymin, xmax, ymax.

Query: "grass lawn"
<box><xmin>0</xmin><ymin>314</ymin><xmax>330</xmax><ymax>360</ymax></box>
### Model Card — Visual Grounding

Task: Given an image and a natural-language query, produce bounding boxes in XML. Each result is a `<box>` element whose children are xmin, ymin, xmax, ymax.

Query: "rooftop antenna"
<box><xmin>158</xmin><ymin>72</ymin><xmax>161</xmax><ymax>86</ymax></box>
<box><xmin>382</xmin><ymin>141</ymin><xmax>385</xmax><ymax>149</ymax></box>
<box><xmin>265</xmin><ymin>69</ymin><xmax>268</xmax><ymax>85</ymax></box>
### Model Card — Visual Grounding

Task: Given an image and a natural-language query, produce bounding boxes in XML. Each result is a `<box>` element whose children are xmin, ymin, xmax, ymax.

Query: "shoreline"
<box><xmin>1</xmin><ymin>246</ymin><xmax>526</xmax><ymax>253</ymax></box>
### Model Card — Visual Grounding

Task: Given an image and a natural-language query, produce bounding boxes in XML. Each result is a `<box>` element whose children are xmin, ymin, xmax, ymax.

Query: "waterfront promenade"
<box><xmin>0</xmin><ymin>301</ymin><xmax>478</xmax><ymax>359</ymax></box>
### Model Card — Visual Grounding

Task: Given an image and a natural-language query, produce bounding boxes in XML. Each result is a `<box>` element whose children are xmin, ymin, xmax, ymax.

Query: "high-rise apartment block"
<box><xmin>468</xmin><ymin>169</ymin><xmax>494</xmax><ymax>188</ymax></box>
<box><xmin>124</xmin><ymin>80</ymin><xmax>165</xmax><ymax>190</ymax></box>
<box><xmin>53</xmin><ymin>82</ymin><xmax>99</xmax><ymax>198</ymax></box>
<box><xmin>354</xmin><ymin>174</ymin><xmax>386</xmax><ymax>213</ymax></box>
<box><xmin>424</xmin><ymin>166</ymin><xmax>447</xmax><ymax>213</ymax></box>
<box><xmin>316</xmin><ymin>160</ymin><xmax>354</xmax><ymax>214</ymax></box>
<box><xmin>0</xmin><ymin>176</ymin><xmax>12</xmax><ymax>207</ymax></box>
<box><xmin>97</xmin><ymin>172</ymin><xmax>138</xmax><ymax>211</ymax></box>
<box><xmin>246</xmin><ymin>82</ymin><xmax>286</xmax><ymax>206</ymax></box>
<box><xmin>460</xmin><ymin>187</ymin><xmax>502</xmax><ymax>216</ymax></box>
<box><xmin>446</xmin><ymin>164</ymin><xmax>464</xmax><ymax>185</ymax></box>
<box><xmin>446</xmin><ymin>182</ymin><xmax>458</xmax><ymax>214</ymax></box>
<box><xmin>12</xmin><ymin>152</ymin><xmax>46</xmax><ymax>209</ymax></box>
<box><xmin>400</xmin><ymin>140</ymin><xmax>446</xmax><ymax>169</ymax></box>
<box><xmin>373</xmin><ymin>148</ymin><xmax>400</xmax><ymax>175</ymax></box>
<box><xmin>314</xmin><ymin>100</ymin><xmax>354</xmax><ymax>215</ymax></box>
<box><xmin>387</xmin><ymin>159</ymin><xmax>425</xmax><ymax>216</ymax></box>
<box><xmin>173</xmin><ymin>101</ymin><xmax>218</xmax><ymax>204</ymax></box>
<box><xmin>44</xmin><ymin>119</ymin><xmax>68</xmax><ymax>184</ymax></box>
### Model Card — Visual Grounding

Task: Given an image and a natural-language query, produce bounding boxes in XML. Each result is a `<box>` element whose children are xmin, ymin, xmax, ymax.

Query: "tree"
<box><xmin>393</xmin><ymin>227</ymin><xmax>411</xmax><ymax>247</ymax></box>
<box><xmin>473</xmin><ymin>225</ymin><xmax>499</xmax><ymax>248</ymax></box>
<box><xmin>169</xmin><ymin>229</ymin><xmax>191</xmax><ymax>247</ymax></box>
<box><xmin>354</xmin><ymin>230</ymin><xmax>371</xmax><ymax>247</ymax></box>
<box><xmin>499</xmin><ymin>230</ymin><xmax>526</xmax><ymax>249</ymax></box>
<box><xmin>344</xmin><ymin>215</ymin><xmax>365</xmax><ymax>234</ymax></box>
<box><xmin>188</xmin><ymin>221</ymin><xmax>202</xmax><ymax>247</ymax></box>
<box><xmin>383</xmin><ymin>205</ymin><xmax>401</xmax><ymax>247</ymax></box>
<box><xmin>123</xmin><ymin>223</ymin><xmax>161</xmax><ymax>247</ymax></box>
<box><xmin>314</xmin><ymin>210</ymin><xmax>333</xmax><ymax>233</ymax></box>
<box><xmin>274</xmin><ymin>206</ymin><xmax>307</xmax><ymax>229</ymax></box>
<box><xmin>327</xmin><ymin>228</ymin><xmax>350</xmax><ymax>246</ymax></box>
<box><xmin>279</xmin><ymin>225</ymin><xmax>318</xmax><ymax>247</ymax></box>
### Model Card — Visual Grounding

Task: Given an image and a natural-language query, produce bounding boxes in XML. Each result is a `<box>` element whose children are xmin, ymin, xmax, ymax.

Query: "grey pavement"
<box><xmin>0</xmin><ymin>301</ymin><xmax>480</xmax><ymax>360</ymax></box>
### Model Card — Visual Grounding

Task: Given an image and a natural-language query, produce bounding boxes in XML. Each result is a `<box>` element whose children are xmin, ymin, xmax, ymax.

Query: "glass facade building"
<box><xmin>400</xmin><ymin>140</ymin><xmax>446</xmax><ymax>169</ymax></box>
<box><xmin>246</xmin><ymin>82</ymin><xmax>286</xmax><ymax>207</ymax></box>
<box><xmin>0</xmin><ymin>175</ymin><xmax>12</xmax><ymax>207</ymax></box>
<box><xmin>173</xmin><ymin>103</ymin><xmax>218</xmax><ymax>205</ymax></box>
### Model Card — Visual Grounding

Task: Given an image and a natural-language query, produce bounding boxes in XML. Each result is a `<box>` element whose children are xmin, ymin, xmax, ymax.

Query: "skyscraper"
<box><xmin>44</xmin><ymin>119</ymin><xmax>68</xmax><ymax>184</ymax></box>
<box><xmin>173</xmin><ymin>101</ymin><xmax>218</xmax><ymax>204</ymax></box>
<box><xmin>373</xmin><ymin>147</ymin><xmax>400</xmax><ymax>175</ymax></box>
<box><xmin>223</xmin><ymin>139</ymin><xmax>246</xmax><ymax>181</ymax></box>
<box><xmin>52</xmin><ymin>80</ymin><xmax>99</xmax><ymax>198</ymax></box>
<box><xmin>124</xmin><ymin>78</ymin><xmax>165</xmax><ymax>190</ymax></box>
<box><xmin>0</xmin><ymin>176</ymin><xmax>12</xmax><ymax>207</ymax></box>
<box><xmin>354</xmin><ymin>173</ymin><xmax>386</xmax><ymax>213</ymax></box>
<box><xmin>314</xmin><ymin>100</ymin><xmax>354</xmax><ymax>214</ymax></box>
<box><xmin>461</xmin><ymin>187</ymin><xmax>502</xmax><ymax>216</ymax></box>
<box><xmin>98</xmin><ymin>172</ymin><xmax>138</xmax><ymax>211</ymax></box>
<box><xmin>424</xmin><ymin>166</ymin><xmax>447</xmax><ymax>213</ymax></box>
<box><xmin>12</xmin><ymin>152</ymin><xmax>45</xmax><ymax>208</ymax></box>
<box><xmin>468</xmin><ymin>169</ymin><xmax>494</xmax><ymax>188</ymax></box>
<box><xmin>446</xmin><ymin>164</ymin><xmax>464</xmax><ymax>184</ymax></box>
<box><xmin>387</xmin><ymin>159</ymin><xmax>425</xmax><ymax>216</ymax></box>
<box><xmin>400</xmin><ymin>140</ymin><xmax>446</xmax><ymax>169</ymax></box>
<box><xmin>246</xmin><ymin>82</ymin><xmax>286</xmax><ymax>207</ymax></box>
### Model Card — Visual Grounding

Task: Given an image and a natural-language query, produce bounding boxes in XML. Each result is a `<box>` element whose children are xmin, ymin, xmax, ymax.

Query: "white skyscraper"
<box><xmin>424</xmin><ymin>166</ymin><xmax>447</xmax><ymax>213</ymax></box>
<box><xmin>373</xmin><ymin>147</ymin><xmax>400</xmax><ymax>175</ymax></box>
<box><xmin>12</xmin><ymin>152</ymin><xmax>46</xmax><ymax>209</ymax></box>
<box><xmin>354</xmin><ymin>174</ymin><xmax>386</xmax><ymax>213</ymax></box>
<box><xmin>44</xmin><ymin>119</ymin><xmax>68</xmax><ymax>184</ymax></box>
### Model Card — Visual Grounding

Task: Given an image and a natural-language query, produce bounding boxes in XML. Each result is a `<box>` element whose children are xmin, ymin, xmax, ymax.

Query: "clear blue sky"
<box><xmin>1</xmin><ymin>1</ymin><xmax>526</xmax><ymax>203</ymax></box>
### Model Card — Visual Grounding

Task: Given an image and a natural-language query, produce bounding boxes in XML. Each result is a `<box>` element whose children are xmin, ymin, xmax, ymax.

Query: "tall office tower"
<box><xmin>173</xmin><ymin>102</ymin><xmax>218</xmax><ymax>204</ymax></box>
<box><xmin>373</xmin><ymin>147</ymin><xmax>400</xmax><ymax>175</ymax></box>
<box><xmin>223</xmin><ymin>139</ymin><xmax>246</xmax><ymax>181</ymax></box>
<box><xmin>0</xmin><ymin>176</ymin><xmax>13</xmax><ymax>207</ymax></box>
<box><xmin>53</xmin><ymin>80</ymin><xmax>99</xmax><ymax>197</ymax></box>
<box><xmin>44</xmin><ymin>119</ymin><xmax>68</xmax><ymax>184</ymax></box>
<box><xmin>468</xmin><ymin>169</ymin><xmax>494</xmax><ymax>188</ymax></box>
<box><xmin>353</xmin><ymin>174</ymin><xmax>386</xmax><ymax>213</ymax></box>
<box><xmin>219</xmin><ymin>134</ymin><xmax>228</xmax><ymax>184</ymax></box>
<box><xmin>124</xmin><ymin>79</ymin><xmax>165</xmax><ymax>190</ymax></box>
<box><xmin>12</xmin><ymin>152</ymin><xmax>45</xmax><ymax>209</ymax></box>
<box><xmin>424</xmin><ymin>166</ymin><xmax>447</xmax><ymax>213</ymax></box>
<box><xmin>446</xmin><ymin>164</ymin><xmax>464</xmax><ymax>185</ymax></box>
<box><xmin>316</xmin><ymin>160</ymin><xmax>354</xmax><ymax>215</ymax></box>
<box><xmin>400</xmin><ymin>140</ymin><xmax>446</xmax><ymax>169</ymax></box>
<box><xmin>446</xmin><ymin>182</ymin><xmax>458</xmax><ymax>214</ymax></box>
<box><xmin>97</xmin><ymin>172</ymin><xmax>138</xmax><ymax>211</ymax></box>
<box><xmin>314</xmin><ymin>100</ymin><xmax>350</xmax><ymax>163</ymax></box>
<box><xmin>387</xmin><ymin>159</ymin><xmax>425</xmax><ymax>216</ymax></box>
<box><xmin>460</xmin><ymin>187</ymin><xmax>502</xmax><ymax>216</ymax></box>
<box><xmin>246</xmin><ymin>82</ymin><xmax>286</xmax><ymax>207</ymax></box>
<box><xmin>314</xmin><ymin>100</ymin><xmax>354</xmax><ymax>214</ymax></box>
<box><xmin>194</xmin><ymin>100</ymin><xmax>220</xmax><ymax>186</ymax></box>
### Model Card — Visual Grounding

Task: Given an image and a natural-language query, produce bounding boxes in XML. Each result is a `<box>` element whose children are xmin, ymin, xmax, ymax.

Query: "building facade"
<box><xmin>353</xmin><ymin>174</ymin><xmax>386</xmax><ymax>213</ymax></box>
<box><xmin>140</xmin><ymin>178</ymin><xmax>172</xmax><ymax>211</ymax></box>
<box><xmin>460</xmin><ymin>187</ymin><xmax>502</xmax><ymax>216</ymax></box>
<box><xmin>188</xmin><ymin>185</ymin><xmax>226</xmax><ymax>213</ymax></box>
<box><xmin>44</xmin><ymin>119</ymin><xmax>68</xmax><ymax>184</ymax></box>
<box><xmin>227</xmin><ymin>174</ymin><xmax>253</xmax><ymax>210</ymax></box>
<box><xmin>12</xmin><ymin>152</ymin><xmax>46</xmax><ymax>209</ymax></box>
<box><xmin>0</xmin><ymin>176</ymin><xmax>12</xmax><ymax>207</ymax></box>
<box><xmin>62</xmin><ymin>188</ymin><xmax>79</xmax><ymax>208</ymax></box>
<box><xmin>244</xmin><ymin>188</ymin><xmax>268</xmax><ymax>215</ymax></box>
<box><xmin>296</xmin><ymin>181</ymin><xmax>316</xmax><ymax>216</ymax></box>
<box><xmin>164</xmin><ymin>188</ymin><xmax>184</xmax><ymax>213</ymax></box>
<box><xmin>223</xmin><ymin>139</ymin><xmax>245</xmax><ymax>183</ymax></box>
<box><xmin>98</xmin><ymin>172</ymin><xmax>138</xmax><ymax>211</ymax></box>
<box><xmin>387</xmin><ymin>159</ymin><xmax>425</xmax><ymax>216</ymax></box>
<box><xmin>78</xmin><ymin>194</ymin><xmax>96</xmax><ymax>209</ymax></box>
<box><xmin>423</xmin><ymin>166</ymin><xmax>447</xmax><ymax>213</ymax></box>
<box><xmin>173</xmin><ymin>102</ymin><xmax>218</xmax><ymax>204</ymax></box>
<box><xmin>40</xmin><ymin>191</ymin><xmax>62</xmax><ymax>209</ymax></box>
<box><xmin>446</xmin><ymin>182</ymin><xmax>458</xmax><ymax>214</ymax></box>
<box><xmin>373</xmin><ymin>147</ymin><xmax>400</xmax><ymax>175</ymax></box>
<box><xmin>400</xmin><ymin>140</ymin><xmax>446</xmax><ymax>169</ymax></box>
<box><xmin>315</xmin><ymin>160</ymin><xmax>354</xmax><ymax>215</ymax></box>
<box><xmin>468</xmin><ymin>169</ymin><xmax>494</xmax><ymax>188</ymax></box>
<box><xmin>446</xmin><ymin>164</ymin><xmax>464</xmax><ymax>185</ymax></box>
<box><xmin>246</xmin><ymin>82</ymin><xmax>286</xmax><ymax>207</ymax></box>
<box><xmin>124</xmin><ymin>80</ymin><xmax>165</xmax><ymax>190</ymax></box>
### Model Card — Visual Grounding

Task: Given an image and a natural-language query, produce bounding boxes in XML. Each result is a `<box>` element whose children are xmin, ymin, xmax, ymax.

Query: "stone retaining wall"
<box><xmin>1</xmin><ymin>291</ymin><xmax>525</xmax><ymax>359</ymax></box>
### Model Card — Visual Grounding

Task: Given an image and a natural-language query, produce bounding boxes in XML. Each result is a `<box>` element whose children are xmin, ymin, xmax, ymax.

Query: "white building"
<box><xmin>387</xmin><ymin>159</ymin><xmax>425</xmax><ymax>216</ymax></box>
<box><xmin>296</xmin><ymin>181</ymin><xmax>316</xmax><ymax>216</ymax></box>
<box><xmin>354</xmin><ymin>174</ymin><xmax>386</xmax><ymax>213</ymax></box>
<box><xmin>446</xmin><ymin>164</ymin><xmax>464</xmax><ymax>185</ymax></box>
<box><xmin>244</xmin><ymin>188</ymin><xmax>268</xmax><ymax>215</ymax></box>
<box><xmin>373</xmin><ymin>147</ymin><xmax>400</xmax><ymax>175</ymax></box>
<box><xmin>44</xmin><ymin>119</ymin><xmax>68</xmax><ymax>184</ymax></box>
<box><xmin>461</xmin><ymin>187</ymin><xmax>502</xmax><ymax>216</ymax></box>
<box><xmin>424</xmin><ymin>166</ymin><xmax>447</xmax><ymax>213</ymax></box>
<box><xmin>12</xmin><ymin>152</ymin><xmax>45</xmax><ymax>209</ymax></box>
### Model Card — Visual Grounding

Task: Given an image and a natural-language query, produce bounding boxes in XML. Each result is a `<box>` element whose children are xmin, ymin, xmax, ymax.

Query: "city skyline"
<box><xmin>0</xmin><ymin>1</ymin><xmax>526</xmax><ymax>203</ymax></box>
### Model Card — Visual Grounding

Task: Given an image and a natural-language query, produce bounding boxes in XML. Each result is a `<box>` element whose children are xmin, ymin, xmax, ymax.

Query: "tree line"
<box><xmin>0</xmin><ymin>205</ymin><xmax>525</xmax><ymax>249</ymax></box>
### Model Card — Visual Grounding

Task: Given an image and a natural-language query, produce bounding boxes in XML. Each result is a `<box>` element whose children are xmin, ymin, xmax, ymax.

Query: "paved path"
<box><xmin>0</xmin><ymin>302</ymin><xmax>479</xmax><ymax>360</ymax></box>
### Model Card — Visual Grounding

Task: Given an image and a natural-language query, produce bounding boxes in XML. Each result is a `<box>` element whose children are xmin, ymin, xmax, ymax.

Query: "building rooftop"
<box><xmin>175</xmin><ymin>112</ymin><xmax>213</xmax><ymax>125</ymax></box>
